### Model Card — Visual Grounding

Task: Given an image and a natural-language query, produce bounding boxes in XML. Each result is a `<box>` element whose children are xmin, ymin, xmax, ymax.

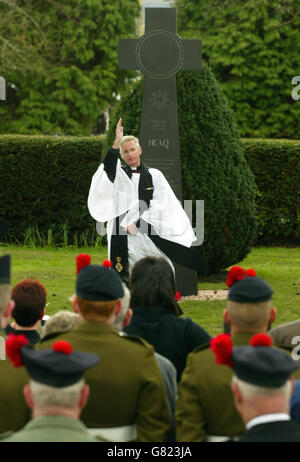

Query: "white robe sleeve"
<box><xmin>140</xmin><ymin>169</ymin><xmax>196</xmax><ymax>248</ymax></box>
<box><xmin>87</xmin><ymin>160</ymin><xmax>139</xmax><ymax>222</ymax></box>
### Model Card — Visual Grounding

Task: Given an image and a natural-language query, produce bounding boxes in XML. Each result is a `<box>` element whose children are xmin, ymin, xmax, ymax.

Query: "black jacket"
<box><xmin>239</xmin><ymin>419</ymin><xmax>300</xmax><ymax>442</ymax></box>
<box><xmin>124</xmin><ymin>306</ymin><xmax>211</xmax><ymax>382</ymax></box>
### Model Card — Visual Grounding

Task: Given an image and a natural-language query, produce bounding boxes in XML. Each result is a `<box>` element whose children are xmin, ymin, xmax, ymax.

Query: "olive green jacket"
<box><xmin>1</xmin><ymin>416</ymin><xmax>101</xmax><ymax>442</ymax></box>
<box><xmin>38</xmin><ymin>321</ymin><xmax>171</xmax><ymax>442</ymax></box>
<box><xmin>0</xmin><ymin>331</ymin><xmax>31</xmax><ymax>433</ymax></box>
<box><xmin>176</xmin><ymin>331</ymin><xmax>300</xmax><ymax>442</ymax></box>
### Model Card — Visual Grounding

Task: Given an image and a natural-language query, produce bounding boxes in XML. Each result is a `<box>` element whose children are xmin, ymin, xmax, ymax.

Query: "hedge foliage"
<box><xmin>176</xmin><ymin>0</ymin><xmax>300</xmax><ymax>139</ymax></box>
<box><xmin>0</xmin><ymin>135</ymin><xmax>104</xmax><ymax>245</ymax></box>
<box><xmin>243</xmin><ymin>138</ymin><xmax>300</xmax><ymax>245</ymax></box>
<box><xmin>0</xmin><ymin>0</ymin><xmax>140</xmax><ymax>136</ymax></box>
<box><xmin>0</xmin><ymin>135</ymin><xmax>298</xmax><ymax>256</ymax></box>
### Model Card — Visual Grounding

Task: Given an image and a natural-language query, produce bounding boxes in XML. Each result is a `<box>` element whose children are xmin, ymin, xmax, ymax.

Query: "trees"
<box><xmin>106</xmin><ymin>65</ymin><xmax>257</xmax><ymax>274</ymax></box>
<box><xmin>0</xmin><ymin>0</ymin><xmax>140</xmax><ymax>135</ymax></box>
<box><xmin>176</xmin><ymin>0</ymin><xmax>300</xmax><ymax>139</ymax></box>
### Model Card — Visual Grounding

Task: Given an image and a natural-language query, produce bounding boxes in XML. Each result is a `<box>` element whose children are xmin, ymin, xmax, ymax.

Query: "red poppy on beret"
<box><xmin>76</xmin><ymin>254</ymin><xmax>91</xmax><ymax>274</ymax></box>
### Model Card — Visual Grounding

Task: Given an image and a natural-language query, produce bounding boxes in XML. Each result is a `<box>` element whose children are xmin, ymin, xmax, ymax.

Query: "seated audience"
<box><xmin>224</xmin><ymin>333</ymin><xmax>300</xmax><ymax>442</ymax></box>
<box><xmin>0</xmin><ymin>255</ymin><xmax>31</xmax><ymax>433</ymax></box>
<box><xmin>38</xmin><ymin>255</ymin><xmax>171</xmax><ymax>442</ymax></box>
<box><xmin>269</xmin><ymin>319</ymin><xmax>300</xmax><ymax>350</ymax></box>
<box><xmin>114</xmin><ymin>283</ymin><xmax>177</xmax><ymax>441</ymax></box>
<box><xmin>40</xmin><ymin>310</ymin><xmax>82</xmax><ymax>342</ymax></box>
<box><xmin>1</xmin><ymin>279</ymin><xmax>47</xmax><ymax>345</ymax></box>
<box><xmin>176</xmin><ymin>266</ymin><xmax>300</xmax><ymax>442</ymax></box>
<box><xmin>2</xmin><ymin>336</ymin><xmax>102</xmax><ymax>442</ymax></box>
<box><xmin>124</xmin><ymin>257</ymin><xmax>211</xmax><ymax>382</ymax></box>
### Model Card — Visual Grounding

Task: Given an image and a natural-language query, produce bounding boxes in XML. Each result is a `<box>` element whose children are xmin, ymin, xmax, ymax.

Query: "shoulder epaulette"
<box><xmin>191</xmin><ymin>341</ymin><xmax>211</xmax><ymax>354</ymax></box>
<box><xmin>119</xmin><ymin>332</ymin><xmax>153</xmax><ymax>349</ymax></box>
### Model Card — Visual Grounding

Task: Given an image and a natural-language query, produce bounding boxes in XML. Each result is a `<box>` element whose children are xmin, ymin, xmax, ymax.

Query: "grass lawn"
<box><xmin>1</xmin><ymin>245</ymin><xmax>299</xmax><ymax>336</ymax></box>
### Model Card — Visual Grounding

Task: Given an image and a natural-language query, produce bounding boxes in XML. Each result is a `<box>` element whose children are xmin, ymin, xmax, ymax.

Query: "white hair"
<box><xmin>30</xmin><ymin>378</ymin><xmax>84</xmax><ymax>409</ymax></box>
<box><xmin>232</xmin><ymin>375</ymin><xmax>292</xmax><ymax>399</ymax></box>
<box><xmin>113</xmin><ymin>283</ymin><xmax>130</xmax><ymax>331</ymax></box>
<box><xmin>119</xmin><ymin>135</ymin><xmax>140</xmax><ymax>150</ymax></box>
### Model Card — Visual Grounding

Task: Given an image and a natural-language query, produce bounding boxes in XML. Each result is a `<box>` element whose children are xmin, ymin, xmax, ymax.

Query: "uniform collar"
<box><xmin>246</xmin><ymin>413</ymin><xmax>290</xmax><ymax>430</ymax></box>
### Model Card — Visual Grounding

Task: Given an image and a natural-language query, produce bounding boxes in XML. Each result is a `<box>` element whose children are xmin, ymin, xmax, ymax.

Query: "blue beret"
<box><xmin>228</xmin><ymin>276</ymin><xmax>273</xmax><ymax>303</ymax></box>
<box><xmin>22</xmin><ymin>343</ymin><xmax>100</xmax><ymax>387</ymax></box>
<box><xmin>233</xmin><ymin>346</ymin><xmax>299</xmax><ymax>387</ymax></box>
<box><xmin>76</xmin><ymin>264</ymin><xmax>124</xmax><ymax>301</ymax></box>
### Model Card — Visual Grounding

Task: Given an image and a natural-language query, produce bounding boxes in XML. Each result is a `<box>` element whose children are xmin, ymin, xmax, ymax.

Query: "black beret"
<box><xmin>228</xmin><ymin>276</ymin><xmax>273</xmax><ymax>303</ymax></box>
<box><xmin>22</xmin><ymin>342</ymin><xmax>100</xmax><ymax>387</ymax></box>
<box><xmin>76</xmin><ymin>264</ymin><xmax>124</xmax><ymax>301</ymax></box>
<box><xmin>0</xmin><ymin>254</ymin><xmax>10</xmax><ymax>284</ymax></box>
<box><xmin>232</xmin><ymin>346</ymin><xmax>299</xmax><ymax>388</ymax></box>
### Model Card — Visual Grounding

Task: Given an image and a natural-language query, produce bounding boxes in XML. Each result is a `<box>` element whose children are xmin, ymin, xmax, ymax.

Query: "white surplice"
<box><xmin>87</xmin><ymin>159</ymin><xmax>196</xmax><ymax>273</ymax></box>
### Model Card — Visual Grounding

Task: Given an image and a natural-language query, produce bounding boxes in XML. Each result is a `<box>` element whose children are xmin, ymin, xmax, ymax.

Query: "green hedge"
<box><xmin>0</xmin><ymin>135</ymin><xmax>104</xmax><ymax>246</ymax></box>
<box><xmin>243</xmin><ymin>139</ymin><xmax>300</xmax><ymax>245</ymax></box>
<box><xmin>0</xmin><ymin>135</ymin><xmax>299</xmax><ymax>247</ymax></box>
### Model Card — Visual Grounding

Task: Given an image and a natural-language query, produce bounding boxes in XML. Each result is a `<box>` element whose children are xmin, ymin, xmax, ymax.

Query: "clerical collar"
<box><xmin>130</xmin><ymin>166</ymin><xmax>141</xmax><ymax>173</ymax></box>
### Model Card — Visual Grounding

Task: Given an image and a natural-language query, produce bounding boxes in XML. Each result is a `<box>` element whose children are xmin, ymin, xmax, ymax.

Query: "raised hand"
<box><xmin>113</xmin><ymin>118</ymin><xmax>124</xmax><ymax>149</ymax></box>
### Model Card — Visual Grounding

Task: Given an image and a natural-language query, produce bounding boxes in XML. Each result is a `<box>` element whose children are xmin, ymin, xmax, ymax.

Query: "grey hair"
<box><xmin>41</xmin><ymin>310</ymin><xmax>82</xmax><ymax>339</ymax></box>
<box><xmin>232</xmin><ymin>375</ymin><xmax>292</xmax><ymax>398</ymax></box>
<box><xmin>113</xmin><ymin>283</ymin><xmax>130</xmax><ymax>331</ymax></box>
<box><xmin>30</xmin><ymin>379</ymin><xmax>85</xmax><ymax>409</ymax></box>
<box><xmin>119</xmin><ymin>135</ymin><xmax>140</xmax><ymax>150</ymax></box>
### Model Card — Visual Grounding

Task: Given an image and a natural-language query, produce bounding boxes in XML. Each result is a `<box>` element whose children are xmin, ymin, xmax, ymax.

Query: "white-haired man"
<box><xmin>2</xmin><ymin>337</ymin><xmax>102</xmax><ymax>442</ymax></box>
<box><xmin>229</xmin><ymin>338</ymin><xmax>300</xmax><ymax>442</ymax></box>
<box><xmin>88</xmin><ymin>118</ymin><xmax>207</xmax><ymax>280</ymax></box>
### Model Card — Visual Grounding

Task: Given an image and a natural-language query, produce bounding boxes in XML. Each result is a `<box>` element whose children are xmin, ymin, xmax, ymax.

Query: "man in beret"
<box><xmin>0</xmin><ymin>255</ymin><xmax>31</xmax><ymax>433</ymax></box>
<box><xmin>38</xmin><ymin>256</ymin><xmax>171</xmax><ymax>442</ymax></box>
<box><xmin>230</xmin><ymin>340</ymin><xmax>300</xmax><ymax>442</ymax></box>
<box><xmin>1</xmin><ymin>337</ymin><xmax>102</xmax><ymax>442</ymax></box>
<box><xmin>176</xmin><ymin>266</ymin><xmax>300</xmax><ymax>442</ymax></box>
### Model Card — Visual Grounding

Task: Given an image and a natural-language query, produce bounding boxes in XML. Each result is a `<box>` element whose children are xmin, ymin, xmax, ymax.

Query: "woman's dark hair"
<box><xmin>11</xmin><ymin>279</ymin><xmax>46</xmax><ymax>326</ymax></box>
<box><xmin>130</xmin><ymin>257</ymin><xmax>180</xmax><ymax>315</ymax></box>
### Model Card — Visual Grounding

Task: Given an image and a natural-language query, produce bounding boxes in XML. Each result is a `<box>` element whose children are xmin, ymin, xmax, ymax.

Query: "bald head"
<box><xmin>225</xmin><ymin>299</ymin><xmax>276</xmax><ymax>332</ymax></box>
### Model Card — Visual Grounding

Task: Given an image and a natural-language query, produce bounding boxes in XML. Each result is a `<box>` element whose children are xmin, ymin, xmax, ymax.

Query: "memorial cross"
<box><xmin>118</xmin><ymin>8</ymin><xmax>202</xmax><ymax>295</ymax></box>
<box><xmin>119</xmin><ymin>7</ymin><xmax>201</xmax><ymax>200</ymax></box>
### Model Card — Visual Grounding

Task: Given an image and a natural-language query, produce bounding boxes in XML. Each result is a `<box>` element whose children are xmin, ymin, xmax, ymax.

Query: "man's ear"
<box><xmin>123</xmin><ymin>308</ymin><xmax>133</xmax><ymax>327</ymax></box>
<box><xmin>114</xmin><ymin>300</ymin><xmax>122</xmax><ymax>316</ymax></box>
<box><xmin>79</xmin><ymin>385</ymin><xmax>90</xmax><ymax>410</ymax></box>
<box><xmin>72</xmin><ymin>299</ymin><xmax>79</xmax><ymax>314</ymax></box>
<box><xmin>39</xmin><ymin>308</ymin><xmax>46</xmax><ymax>320</ymax></box>
<box><xmin>4</xmin><ymin>299</ymin><xmax>14</xmax><ymax>319</ymax></box>
<box><xmin>269</xmin><ymin>306</ymin><xmax>277</xmax><ymax>324</ymax></box>
<box><xmin>223</xmin><ymin>308</ymin><xmax>231</xmax><ymax>325</ymax></box>
<box><xmin>23</xmin><ymin>385</ymin><xmax>34</xmax><ymax>410</ymax></box>
<box><xmin>231</xmin><ymin>380</ymin><xmax>243</xmax><ymax>407</ymax></box>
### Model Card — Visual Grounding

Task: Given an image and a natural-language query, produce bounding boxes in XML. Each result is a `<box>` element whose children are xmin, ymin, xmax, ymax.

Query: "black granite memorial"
<box><xmin>119</xmin><ymin>8</ymin><xmax>202</xmax><ymax>296</ymax></box>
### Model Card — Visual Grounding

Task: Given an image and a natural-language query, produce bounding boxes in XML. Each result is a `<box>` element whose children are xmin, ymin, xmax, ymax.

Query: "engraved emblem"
<box><xmin>150</xmin><ymin>90</ymin><xmax>170</xmax><ymax>110</ymax></box>
<box><xmin>115</xmin><ymin>257</ymin><xmax>123</xmax><ymax>272</ymax></box>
